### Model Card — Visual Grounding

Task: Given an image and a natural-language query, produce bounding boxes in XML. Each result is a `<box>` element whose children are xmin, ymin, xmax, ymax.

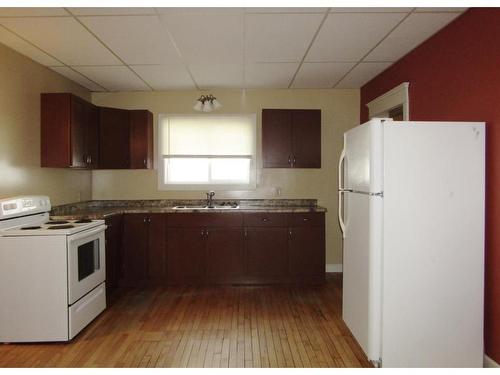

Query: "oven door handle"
<box><xmin>68</xmin><ymin>225</ymin><xmax>106</xmax><ymax>242</ymax></box>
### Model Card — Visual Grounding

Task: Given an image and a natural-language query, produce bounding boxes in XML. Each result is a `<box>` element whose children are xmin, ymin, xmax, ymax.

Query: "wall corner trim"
<box><xmin>366</xmin><ymin>82</ymin><xmax>410</xmax><ymax>120</ymax></box>
<box><xmin>484</xmin><ymin>354</ymin><xmax>500</xmax><ymax>368</ymax></box>
<box><xmin>326</xmin><ymin>264</ymin><xmax>343</xmax><ymax>273</ymax></box>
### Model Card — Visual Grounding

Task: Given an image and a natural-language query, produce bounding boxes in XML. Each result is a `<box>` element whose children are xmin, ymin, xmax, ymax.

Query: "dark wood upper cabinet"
<box><xmin>262</xmin><ymin>109</ymin><xmax>292</xmax><ymax>168</ymax></box>
<box><xmin>41</xmin><ymin>93</ymin><xmax>99</xmax><ymax>168</ymax></box>
<box><xmin>99</xmin><ymin>107</ymin><xmax>130</xmax><ymax>169</ymax></box>
<box><xmin>130</xmin><ymin>110</ymin><xmax>153</xmax><ymax>169</ymax></box>
<box><xmin>262</xmin><ymin>109</ymin><xmax>321</xmax><ymax>168</ymax></box>
<box><xmin>41</xmin><ymin>93</ymin><xmax>153</xmax><ymax>170</ymax></box>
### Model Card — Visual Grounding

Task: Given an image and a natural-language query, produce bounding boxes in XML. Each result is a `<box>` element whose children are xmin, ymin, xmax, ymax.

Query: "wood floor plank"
<box><xmin>0</xmin><ymin>276</ymin><xmax>372</xmax><ymax>368</ymax></box>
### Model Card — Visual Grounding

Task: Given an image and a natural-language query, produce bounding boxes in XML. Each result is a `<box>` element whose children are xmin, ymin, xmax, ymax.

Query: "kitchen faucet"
<box><xmin>206</xmin><ymin>191</ymin><xmax>215</xmax><ymax>208</ymax></box>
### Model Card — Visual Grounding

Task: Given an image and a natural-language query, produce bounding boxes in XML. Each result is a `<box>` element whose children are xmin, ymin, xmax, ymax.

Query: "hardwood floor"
<box><xmin>0</xmin><ymin>274</ymin><xmax>371</xmax><ymax>368</ymax></box>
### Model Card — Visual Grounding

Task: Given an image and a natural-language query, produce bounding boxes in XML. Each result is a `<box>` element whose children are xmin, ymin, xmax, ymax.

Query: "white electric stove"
<box><xmin>0</xmin><ymin>196</ymin><xmax>107</xmax><ymax>342</ymax></box>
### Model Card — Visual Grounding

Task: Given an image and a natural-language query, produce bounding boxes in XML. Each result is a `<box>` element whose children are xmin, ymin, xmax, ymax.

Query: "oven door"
<box><xmin>67</xmin><ymin>225</ymin><xmax>106</xmax><ymax>305</ymax></box>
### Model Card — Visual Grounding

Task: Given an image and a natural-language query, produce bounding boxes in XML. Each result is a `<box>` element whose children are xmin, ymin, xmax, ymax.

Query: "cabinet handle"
<box><xmin>289</xmin><ymin>229</ymin><xmax>293</xmax><ymax>239</ymax></box>
<box><xmin>206</xmin><ymin>229</ymin><xmax>209</xmax><ymax>238</ymax></box>
<box><xmin>244</xmin><ymin>228</ymin><xmax>248</xmax><ymax>237</ymax></box>
<box><xmin>89</xmin><ymin>155</ymin><xmax>92</xmax><ymax>164</ymax></box>
<box><xmin>262</xmin><ymin>218</ymin><xmax>269</xmax><ymax>222</ymax></box>
<box><xmin>303</xmin><ymin>217</ymin><xmax>309</xmax><ymax>221</ymax></box>
<box><xmin>148</xmin><ymin>217</ymin><xmax>151</xmax><ymax>223</ymax></box>
<box><xmin>293</xmin><ymin>155</ymin><xmax>296</xmax><ymax>166</ymax></box>
<box><xmin>143</xmin><ymin>159</ymin><xmax>147</xmax><ymax>167</ymax></box>
<box><xmin>288</xmin><ymin>154</ymin><xmax>292</xmax><ymax>166</ymax></box>
<box><xmin>200</xmin><ymin>229</ymin><xmax>204</xmax><ymax>237</ymax></box>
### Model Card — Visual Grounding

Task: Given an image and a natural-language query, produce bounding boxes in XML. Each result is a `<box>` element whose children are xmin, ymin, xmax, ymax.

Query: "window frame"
<box><xmin>157</xmin><ymin>113</ymin><xmax>257</xmax><ymax>191</ymax></box>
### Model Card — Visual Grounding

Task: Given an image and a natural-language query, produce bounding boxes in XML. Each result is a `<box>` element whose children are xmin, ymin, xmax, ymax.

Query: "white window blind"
<box><xmin>158</xmin><ymin>114</ymin><xmax>256</xmax><ymax>190</ymax></box>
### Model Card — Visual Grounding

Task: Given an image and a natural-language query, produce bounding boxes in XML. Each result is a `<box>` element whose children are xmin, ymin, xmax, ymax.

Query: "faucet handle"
<box><xmin>208</xmin><ymin>191</ymin><xmax>215</xmax><ymax>197</ymax></box>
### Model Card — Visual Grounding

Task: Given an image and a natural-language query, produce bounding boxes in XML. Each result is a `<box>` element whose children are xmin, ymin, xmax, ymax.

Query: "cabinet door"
<box><xmin>70</xmin><ymin>96</ymin><xmax>88</xmax><ymax>168</ymax></box>
<box><xmin>262</xmin><ymin>109</ymin><xmax>292</xmax><ymax>168</ymax></box>
<box><xmin>291</xmin><ymin>109</ymin><xmax>321</xmax><ymax>168</ymax></box>
<box><xmin>99</xmin><ymin>107</ymin><xmax>130</xmax><ymax>169</ymax></box>
<box><xmin>246</xmin><ymin>227</ymin><xmax>289</xmax><ymax>279</ymax></box>
<box><xmin>86</xmin><ymin>104</ymin><xmax>100</xmax><ymax>168</ymax></box>
<box><xmin>121</xmin><ymin>214</ymin><xmax>148</xmax><ymax>285</ymax></box>
<box><xmin>147</xmin><ymin>214</ymin><xmax>166</xmax><ymax>282</ymax></box>
<box><xmin>41</xmin><ymin>93</ymin><xmax>71</xmax><ymax>167</ymax></box>
<box><xmin>130</xmin><ymin>110</ymin><xmax>153</xmax><ymax>169</ymax></box>
<box><xmin>166</xmin><ymin>228</ymin><xmax>206</xmax><ymax>284</ymax></box>
<box><xmin>105</xmin><ymin>214</ymin><xmax>122</xmax><ymax>295</ymax></box>
<box><xmin>289</xmin><ymin>227</ymin><xmax>325</xmax><ymax>280</ymax></box>
<box><xmin>206</xmin><ymin>228</ymin><xmax>245</xmax><ymax>283</ymax></box>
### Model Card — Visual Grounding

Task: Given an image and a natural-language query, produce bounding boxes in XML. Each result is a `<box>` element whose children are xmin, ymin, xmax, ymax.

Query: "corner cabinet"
<box><xmin>41</xmin><ymin>93</ymin><xmax>99</xmax><ymax>168</ymax></box>
<box><xmin>262</xmin><ymin>109</ymin><xmax>321</xmax><ymax>168</ymax></box>
<box><xmin>41</xmin><ymin>93</ymin><xmax>153</xmax><ymax>170</ymax></box>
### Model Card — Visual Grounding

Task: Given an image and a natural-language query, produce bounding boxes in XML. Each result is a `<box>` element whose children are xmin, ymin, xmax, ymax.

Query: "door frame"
<box><xmin>366</xmin><ymin>82</ymin><xmax>410</xmax><ymax>121</ymax></box>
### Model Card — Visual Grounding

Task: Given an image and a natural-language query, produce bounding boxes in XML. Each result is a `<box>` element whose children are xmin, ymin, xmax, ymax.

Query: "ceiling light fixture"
<box><xmin>193</xmin><ymin>94</ymin><xmax>222</xmax><ymax>112</ymax></box>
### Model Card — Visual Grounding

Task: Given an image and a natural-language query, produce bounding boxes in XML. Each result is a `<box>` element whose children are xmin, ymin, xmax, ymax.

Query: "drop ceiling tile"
<box><xmin>245</xmin><ymin>63</ymin><xmax>298</xmax><ymax>88</ymax></box>
<box><xmin>130</xmin><ymin>65</ymin><xmax>195</xmax><ymax>90</ymax></box>
<box><xmin>69</xmin><ymin>8</ymin><xmax>156</xmax><ymax>16</ymax></box>
<box><xmin>306</xmin><ymin>12</ymin><xmax>406</xmax><ymax>62</ymax></box>
<box><xmin>365</xmin><ymin>12</ymin><xmax>462</xmax><ymax>62</ymax></box>
<box><xmin>189</xmin><ymin>63</ymin><xmax>243</xmax><ymax>89</ymax></box>
<box><xmin>50</xmin><ymin>66</ymin><xmax>105</xmax><ymax>91</ymax></box>
<box><xmin>0</xmin><ymin>26</ymin><xmax>61</xmax><ymax>66</ymax></box>
<box><xmin>292</xmin><ymin>62</ymin><xmax>355</xmax><ymax>88</ymax></box>
<box><xmin>160</xmin><ymin>13</ymin><xmax>243</xmax><ymax>64</ymax></box>
<box><xmin>330</xmin><ymin>8</ymin><xmax>412</xmax><ymax>13</ymax></box>
<box><xmin>0</xmin><ymin>17</ymin><xmax>121</xmax><ymax>65</ymax></box>
<box><xmin>79</xmin><ymin>15</ymin><xmax>179</xmax><ymax>65</ymax></box>
<box><xmin>245</xmin><ymin>8</ymin><xmax>327</xmax><ymax>13</ymax></box>
<box><xmin>245</xmin><ymin>13</ymin><xmax>323</xmax><ymax>62</ymax></box>
<box><xmin>0</xmin><ymin>8</ymin><xmax>68</xmax><ymax>17</ymax></box>
<box><xmin>335</xmin><ymin>62</ymin><xmax>391</xmax><ymax>88</ymax></box>
<box><xmin>73</xmin><ymin>66</ymin><xmax>150</xmax><ymax>91</ymax></box>
<box><xmin>415</xmin><ymin>8</ymin><xmax>467</xmax><ymax>12</ymax></box>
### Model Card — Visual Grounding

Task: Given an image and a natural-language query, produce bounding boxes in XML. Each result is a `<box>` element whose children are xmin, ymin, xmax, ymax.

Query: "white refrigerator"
<box><xmin>338</xmin><ymin>118</ymin><xmax>485</xmax><ymax>367</ymax></box>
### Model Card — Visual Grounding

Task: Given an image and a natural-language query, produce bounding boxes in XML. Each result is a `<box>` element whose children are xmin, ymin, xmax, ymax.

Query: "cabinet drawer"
<box><xmin>167</xmin><ymin>213</ymin><xmax>243</xmax><ymax>227</ymax></box>
<box><xmin>243</xmin><ymin>213</ymin><xmax>286</xmax><ymax>227</ymax></box>
<box><xmin>287</xmin><ymin>212</ymin><xmax>324</xmax><ymax>227</ymax></box>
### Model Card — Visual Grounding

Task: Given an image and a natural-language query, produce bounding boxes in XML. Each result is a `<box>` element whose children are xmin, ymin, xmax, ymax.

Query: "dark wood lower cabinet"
<box><xmin>147</xmin><ymin>214</ymin><xmax>166</xmax><ymax>282</ymax></box>
<box><xmin>104</xmin><ymin>214</ymin><xmax>123</xmax><ymax>296</ymax></box>
<box><xmin>121</xmin><ymin>214</ymin><xmax>149</xmax><ymax>286</ymax></box>
<box><xmin>206</xmin><ymin>227</ymin><xmax>245</xmax><ymax>283</ymax></box>
<box><xmin>117</xmin><ymin>212</ymin><xmax>325</xmax><ymax>286</ymax></box>
<box><xmin>166</xmin><ymin>227</ymin><xmax>206</xmax><ymax>284</ymax></box>
<box><xmin>246</xmin><ymin>227</ymin><xmax>289</xmax><ymax>281</ymax></box>
<box><xmin>289</xmin><ymin>226</ymin><xmax>325</xmax><ymax>282</ymax></box>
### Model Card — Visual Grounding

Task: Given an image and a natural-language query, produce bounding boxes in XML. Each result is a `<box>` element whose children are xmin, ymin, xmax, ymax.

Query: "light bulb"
<box><xmin>212</xmin><ymin>98</ymin><xmax>222</xmax><ymax>110</ymax></box>
<box><xmin>202</xmin><ymin>100</ymin><xmax>213</xmax><ymax>112</ymax></box>
<box><xmin>193</xmin><ymin>100</ymin><xmax>203</xmax><ymax>111</ymax></box>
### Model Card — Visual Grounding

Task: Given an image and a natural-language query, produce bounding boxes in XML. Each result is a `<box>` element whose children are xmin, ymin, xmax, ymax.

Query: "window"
<box><xmin>367</xmin><ymin>82</ymin><xmax>410</xmax><ymax>121</ymax></box>
<box><xmin>158</xmin><ymin>114</ymin><xmax>256</xmax><ymax>190</ymax></box>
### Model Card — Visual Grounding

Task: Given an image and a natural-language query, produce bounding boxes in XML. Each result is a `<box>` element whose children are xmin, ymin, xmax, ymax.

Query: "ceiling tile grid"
<box><xmin>0</xmin><ymin>7</ymin><xmax>466</xmax><ymax>91</ymax></box>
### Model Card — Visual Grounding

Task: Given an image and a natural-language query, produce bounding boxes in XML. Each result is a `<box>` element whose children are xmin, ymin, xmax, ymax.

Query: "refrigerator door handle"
<box><xmin>338</xmin><ymin>191</ymin><xmax>346</xmax><ymax>239</ymax></box>
<box><xmin>338</xmin><ymin>147</ymin><xmax>346</xmax><ymax>190</ymax></box>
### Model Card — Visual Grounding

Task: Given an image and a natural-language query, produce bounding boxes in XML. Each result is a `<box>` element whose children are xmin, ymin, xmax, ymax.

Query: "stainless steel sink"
<box><xmin>172</xmin><ymin>205</ymin><xmax>239</xmax><ymax>210</ymax></box>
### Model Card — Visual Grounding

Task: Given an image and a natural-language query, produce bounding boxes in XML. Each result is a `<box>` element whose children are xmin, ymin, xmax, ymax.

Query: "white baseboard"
<box><xmin>326</xmin><ymin>263</ymin><xmax>343</xmax><ymax>273</ymax></box>
<box><xmin>484</xmin><ymin>354</ymin><xmax>500</xmax><ymax>368</ymax></box>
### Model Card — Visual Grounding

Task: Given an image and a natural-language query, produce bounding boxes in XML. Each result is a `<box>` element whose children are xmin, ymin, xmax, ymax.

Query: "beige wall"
<box><xmin>92</xmin><ymin>89</ymin><xmax>359</xmax><ymax>265</ymax></box>
<box><xmin>0</xmin><ymin>43</ymin><xmax>92</xmax><ymax>206</ymax></box>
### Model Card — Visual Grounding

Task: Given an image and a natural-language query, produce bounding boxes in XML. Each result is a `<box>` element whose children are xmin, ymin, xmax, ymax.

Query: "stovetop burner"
<box><xmin>74</xmin><ymin>219</ymin><xmax>92</xmax><ymax>224</ymax></box>
<box><xmin>47</xmin><ymin>224</ymin><xmax>75</xmax><ymax>230</ymax></box>
<box><xmin>45</xmin><ymin>220</ymin><xmax>69</xmax><ymax>225</ymax></box>
<box><xmin>21</xmin><ymin>226</ymin><xmax>42</xmax><ymax>230</ymax></box>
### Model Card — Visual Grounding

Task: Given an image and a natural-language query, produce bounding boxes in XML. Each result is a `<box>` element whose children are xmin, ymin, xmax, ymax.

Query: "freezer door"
<box><xmin>343</xmin><ymin>119</ymin><xmax>384</xmax><ymax>193</ymax></box>
<box><xmin>342</xmin><ymin>191</ymin><xmax>382</xmax><ymax>362</ymax></box>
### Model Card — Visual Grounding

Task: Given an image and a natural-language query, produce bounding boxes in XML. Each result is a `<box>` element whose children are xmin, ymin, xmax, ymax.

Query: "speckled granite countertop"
<box><xmin>50</xmin><ymin>199</ymin><xmax>327</xmax><ymax>220</ymax></box>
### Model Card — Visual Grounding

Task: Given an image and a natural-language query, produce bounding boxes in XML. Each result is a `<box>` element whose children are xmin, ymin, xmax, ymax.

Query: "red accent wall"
<box><xmin>361</xmin><ymin>8</ymin><xmax>500</xmax><ymax>363</ymax></box>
